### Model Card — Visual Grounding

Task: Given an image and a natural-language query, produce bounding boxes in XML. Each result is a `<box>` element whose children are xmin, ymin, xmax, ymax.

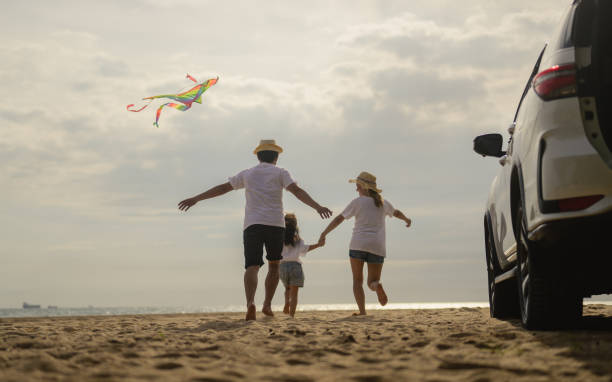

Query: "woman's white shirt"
<box><xmin>341</xmin><ymin>196</ymin><xmax>395</xmax><ymax>257</ymax></box>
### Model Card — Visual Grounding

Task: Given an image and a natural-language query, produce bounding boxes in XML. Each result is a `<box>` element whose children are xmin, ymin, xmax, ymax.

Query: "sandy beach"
<box><xmin>1</xmin><ymin>305</ymin><xmax>611</xmax><ymax>382</ymax></box>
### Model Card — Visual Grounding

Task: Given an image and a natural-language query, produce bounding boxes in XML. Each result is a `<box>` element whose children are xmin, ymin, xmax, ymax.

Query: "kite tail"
<box><xmin>186</xmin><ymin>73</ymin><xmax>198</xmax><ymax>83</ymax></box>
<box><xmin>153</xmin><ymin>102</ymin><xmax>191</xmax><ymax>128</ymax></box>
<box><xmin>126</xmin><ymin>99</ymin><xmax>153</xmax><ymax>112</ymax></box>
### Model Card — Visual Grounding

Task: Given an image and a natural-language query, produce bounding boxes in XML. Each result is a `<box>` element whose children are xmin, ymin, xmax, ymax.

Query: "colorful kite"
<box><xmin>127</xmin><ymin>74</ymin><xmax>218</xmax><ymax>127</ymax></box>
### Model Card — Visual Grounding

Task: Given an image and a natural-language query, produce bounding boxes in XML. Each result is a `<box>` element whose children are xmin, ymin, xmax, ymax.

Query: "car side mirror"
<box><xmin>473</xmin><ymin>134</ymin><xmax>505</xmax><ymax>157</ymax></box>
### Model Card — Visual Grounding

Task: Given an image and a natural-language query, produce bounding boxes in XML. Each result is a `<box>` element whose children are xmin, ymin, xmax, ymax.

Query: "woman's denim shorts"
<box><xmin>349</xmin><ymin>250</ymin><xmax>385</xmax><ymax>264</ymax></box>
<box><xmin>280</xmin><ymin>261</ymin><xmax>305</xmax><ymax>287</ymax></box>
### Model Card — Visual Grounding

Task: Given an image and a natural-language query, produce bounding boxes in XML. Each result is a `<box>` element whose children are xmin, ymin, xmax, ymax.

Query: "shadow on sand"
<box><xmin>505</xmin><ymin>305</ymin><xmax>612</xmax><ymax>378</ymax></box>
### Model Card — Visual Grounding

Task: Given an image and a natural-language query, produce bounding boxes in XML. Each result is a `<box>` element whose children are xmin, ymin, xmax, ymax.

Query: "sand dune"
<box><xmin>1</xmin><ymin>305</ymin><xmax>611</xmax><ymax>381</ymax></box>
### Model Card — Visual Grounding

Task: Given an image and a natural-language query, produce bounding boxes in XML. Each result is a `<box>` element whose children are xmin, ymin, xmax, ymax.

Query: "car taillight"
<box><xmin>557</xmin><ymin>195</ymin><xmax>603</xmax><ymax>212</ymax></box>
<box><xmin>533</xmin><ymin>64</ymin><xmax>576</xmax><ymax>101</ymax></box>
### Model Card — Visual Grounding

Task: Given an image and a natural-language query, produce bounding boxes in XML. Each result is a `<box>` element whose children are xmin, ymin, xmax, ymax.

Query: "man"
<box><xmin>178</xmin><ymin>139</ymin><xmax>332</xmax><ymax>320</ymax></box>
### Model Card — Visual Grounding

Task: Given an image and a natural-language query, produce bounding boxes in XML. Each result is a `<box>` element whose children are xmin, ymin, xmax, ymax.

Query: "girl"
<box><xmin>280</xmin><ymin>213</ymin><xmax>324</xmax><ymax>317</ymax></box>
<box><xmin>319</xmin><ymin>171</ymin><xmax>411</xmax><ymax>315</ymax></box>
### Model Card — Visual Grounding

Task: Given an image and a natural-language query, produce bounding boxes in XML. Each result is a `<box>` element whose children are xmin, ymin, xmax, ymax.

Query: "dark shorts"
<box><xmin>349</xmin><ymin>249</ymin><xmax>385</xmax><ymax>264</ymax></box>
<box><xmin>243</xmin><ymin>224</ymin><xmax>285</xmax><ymax>269</ymax></box>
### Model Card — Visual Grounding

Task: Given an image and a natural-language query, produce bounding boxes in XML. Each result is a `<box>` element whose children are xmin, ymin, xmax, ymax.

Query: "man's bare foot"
<box><xmin>245</xmin><ymin>304</ymin><xmax>256</xmax><ymax>321</ymax></box>
<box><xmin>262</xmin><ymin>305</ymin><xmax>274</xmax><ymax>317</ymax></box>
<box><xmin>352</xmin><ymin>312</ymin><xmax>367</xmax><ymax>316</ymax></box>
<box><xmin>376</xmin><ymin>283</ymin><xmax>388</xmax><ymax>306</ymax></box>
<box><xmin>283</xmin><ymin>304</ymin><xmax>290</xmax><ymax>314</ymax></box>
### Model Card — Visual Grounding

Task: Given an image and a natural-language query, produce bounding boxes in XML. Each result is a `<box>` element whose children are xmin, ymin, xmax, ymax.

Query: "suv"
<box><xmin>473</xmin><ymin>0</ymin><xmax>612</xmax><ymax>329</ymax></box>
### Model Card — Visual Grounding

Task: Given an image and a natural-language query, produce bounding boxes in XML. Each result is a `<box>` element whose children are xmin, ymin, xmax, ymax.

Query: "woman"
<box><xmin>319</xmin><ymin>171</ymin><xmax>412</xmax><ymax>315</ymax></box>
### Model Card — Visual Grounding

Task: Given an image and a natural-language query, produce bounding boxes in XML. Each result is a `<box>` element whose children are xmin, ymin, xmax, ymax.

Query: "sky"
<box><xmin>0</xmin><ymin>0</ymin><xmax>586</xmax><ymax>309</ymax></box>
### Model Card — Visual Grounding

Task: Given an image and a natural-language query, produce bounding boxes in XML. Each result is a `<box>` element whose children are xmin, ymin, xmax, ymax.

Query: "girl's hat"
<box><xmin>349</xmin><ymin>171</ymin><xmax>382</xmax><ymax>193</ymax></box>
<box><xmin>253</xmin><ymin>139</ymin><xmax>283</xmax><ymax>154</ymax></box>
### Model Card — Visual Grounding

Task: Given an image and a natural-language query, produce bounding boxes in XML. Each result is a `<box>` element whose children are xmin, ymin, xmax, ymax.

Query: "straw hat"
<box><xmin>253</xmin><ymin>139</ymin><xmax>283</xmax><ymax>154</ymax></box>
<box><xmin>349</xmin><ymin>171</ymin><xmax>382</xmax><ymax>193</ymax></box>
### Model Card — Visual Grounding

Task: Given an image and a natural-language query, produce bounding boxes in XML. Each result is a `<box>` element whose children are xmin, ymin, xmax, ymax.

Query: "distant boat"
<box><xmin>23</xmin><ymin>302</ymin><xmax>41</xmax><ymax>309</ymax></box>
<box><xmin>47</xmin><ymin>305</ymin><xmax>58</xmax><ymax>309</ymax></box>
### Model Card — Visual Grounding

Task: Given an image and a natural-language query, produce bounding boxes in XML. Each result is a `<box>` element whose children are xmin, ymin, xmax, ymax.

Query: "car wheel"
<box><xmin>516</xmin><ymin>204</ymin><xmax>583</xmax><ymax>329</ymax></box>
<box><xmin>485</xmin><ymin>223</ymin><xmax>519</xmax><ymax>318</ymax></box>
<box><xmin>515</xmin><ymin>204</ymin><xmax>551</xmax><ymax>329</ymax></box>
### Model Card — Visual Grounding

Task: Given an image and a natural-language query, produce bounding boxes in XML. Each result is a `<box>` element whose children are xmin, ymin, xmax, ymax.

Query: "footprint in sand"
<box><xmin>155</xmin><ymin>361</ymin><xmax>183</xmax><ymax>370</ymax></box>
<box><xmin>325</xmin><ymin>348</ymin><xmax>351</xmax><ymax>356</ymax></box>
<box><xmin>358</xmin><ymin>356</ymin><xmax>385</xmax><ymax>364</ymax></box>
<box><xmin>191</xmin><ymin>377</ymin><xmax>233</xmax><ymax>382</ymax></box>
<box><xmin>91</xmin><ymin>371</ymin><xmax>115</xmax><ymax>378</ymax></box>
<box><xmin>286</xmin><ymin>359</ymin><xmax>312</xmax><ymax>366</ymax></box>
<box><xmin>337</xmin><ymin>334</ymin><xmax>357</xmax><ymax>344</ymax></box>
<box><xmin>284</xmin><ymin>328</ymin><xmax>307</xmax><ymax>337</ymax></box>
<box><xmin>13</xmin><ymin>341</ymin><xmax>52</xmax><ymax>350</ymax></box>
<box><xmin>493</xmin><ymin>332</ymin><xmax>517</xmax><ymax>340</ymax></box>
<box><xmin>74</xmin><ymin>355</ymin><xmax>102</xmax><ymax>366</ymax></box>
<box><xmin>448</xmin><ymin>332</ymin><xmax>474</xmax><ymax>339</ymax></box>
<box><xmin>330</xmin><ymin>363</ymin><xmax>347</xmax><ymax>369</ymax></box>
<box><xmin>21</xmin><ymin>356</ymin><xmax>58</xmax><ymax>373</ymax></box>
<box><xmin>352</xmin><ymin>376</ymin><xmax>383</xmax><ymax>382</ymax></box>
<box><xmin>154</xmin><ymin>352</ymin><xmax>182</xmax><ymax>358</ymax></box>
<box><xmin>49</xmin><ymin>351</ymin><xmax>78</xmax><ymax>360</ymax></box>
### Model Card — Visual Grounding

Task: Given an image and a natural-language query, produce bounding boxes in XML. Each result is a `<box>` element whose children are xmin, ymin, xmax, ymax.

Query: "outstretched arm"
<box><xmin>307</xmin><ymin>242</ymin><xmax>324</xmax><ymax>252</ymax></box>
<box><xmin>286</xmin><ymin>183</ymin><xmax>332</xmax><ymax>219</ymax></box>
<box><xmin>319</xmin><ymin>215</ymin><xmax>345</xmax><ymax>245</ymax></box>
<box><xmin>178</xmin><ymin>182</ymin><xmax>233</xmax><ymax>211</ymax></box>
<box><xmin>393</xmin><ymin>209</ymin><xmax>412</xmax><ymax>227</ymax></box>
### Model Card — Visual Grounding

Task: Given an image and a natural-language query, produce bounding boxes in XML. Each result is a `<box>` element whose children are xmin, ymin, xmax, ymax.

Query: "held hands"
<box><xmin>316</xmin><ymin>206</ymin><xmax>333</xmax><ymax>219</ymax></box>
<box><xmin>317</xmin><ymin>234</ymin><xmax>326</xmax><ymax>247</ymax></box>
<box><xmin>178</xmin><ymin>197</ymin><xmax>198</xmax><ymax>211</ymax></box>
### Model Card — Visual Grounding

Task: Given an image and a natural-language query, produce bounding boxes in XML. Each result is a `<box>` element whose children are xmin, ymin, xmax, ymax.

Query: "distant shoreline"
<box><xmin>2</xmin><ymin>301</ymin><xmax>612</xmax><ymax>319</ymax></box>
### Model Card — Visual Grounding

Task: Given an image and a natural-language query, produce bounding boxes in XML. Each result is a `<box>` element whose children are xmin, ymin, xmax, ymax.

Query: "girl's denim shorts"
<box><xmin>349</xmin><ymin>250</ymin><xmax>385</xmax><ymax>264</ymax></box>
<box><xmin>280</xmin><ymin>261</ymin><xmax>305</xmax><ymax>287</ymax></box>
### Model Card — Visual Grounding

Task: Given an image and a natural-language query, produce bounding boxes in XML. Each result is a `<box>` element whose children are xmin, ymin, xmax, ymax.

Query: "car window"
<box><xmin>551</xmin><ymin>4</ymin><xmax>577</xmax><ymax>50</ymax></box>
<box><xmin>513</xmin><ymin>45</ymin><xmax>547</xmax><ymax>122</ymax></box>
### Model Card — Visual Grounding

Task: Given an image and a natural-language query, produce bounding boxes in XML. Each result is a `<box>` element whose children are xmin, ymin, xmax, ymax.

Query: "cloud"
<box><xmin>0</xmin><ymin>0</ymin><xmax>567</xmax><ymax>306</ymax></box>
<box><xmin>338</xmin><ymin>10</ymin><xmax>559</xmax><ymax>68</ymax></box>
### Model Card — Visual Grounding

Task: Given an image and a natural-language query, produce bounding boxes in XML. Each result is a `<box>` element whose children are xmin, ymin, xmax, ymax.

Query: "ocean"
<box><xmin>0</xmin><ymin>302</ymin><xmax>490</xmax><ymax>319</ymax></box>
<box><xmin>3</xmin><ymin>301</ymin><xmax>611</xmax><ymax>319</ymax></box>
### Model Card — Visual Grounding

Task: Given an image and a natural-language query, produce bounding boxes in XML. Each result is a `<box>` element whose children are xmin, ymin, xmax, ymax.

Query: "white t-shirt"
<box><xmin>281</xmin><ymin>239</ymin><xmax>309</xmax><ymax>263</ymax></box>
<box><xmin>341</xmin><ymin>196</ymin><xmax>396</xmax><ymax>257</ymax></box>
<box><xmin>228</xmin><ymin>163</ymin><xmax>295</xmax><ymax>229</ymax></box>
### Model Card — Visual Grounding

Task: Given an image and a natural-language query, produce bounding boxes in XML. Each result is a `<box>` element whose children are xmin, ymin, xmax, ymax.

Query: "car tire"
<box><xmin>485</xmin><ymin>221</ymin><xmax>519</xmax><ymax>318</ymax></box>
<box><xmin>516</xmin><ymin>204</ymin><xmax>552</xmax><ymax>329</ymax></box>
<box><xmin>516</xmin><ymin>204</ymin><xmax>584</xmax><ymax>329</ymax></box>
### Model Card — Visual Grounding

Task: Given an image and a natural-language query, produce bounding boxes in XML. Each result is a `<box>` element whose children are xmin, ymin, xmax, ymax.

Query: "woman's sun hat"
<box><xmin>349</xmin><ymin>171</ymin><xmax>382</xmax><ymax>193</ymax></box>
<box><xmin>253</xmin><ymin>139</ymin><xmax>283</xmax><ymax>154</ymax></box>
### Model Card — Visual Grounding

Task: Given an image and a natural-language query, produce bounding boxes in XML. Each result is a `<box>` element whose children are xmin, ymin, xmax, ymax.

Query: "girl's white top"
<box><xmin>341</xmin><ymin>196</ymin><xmax>395</xmax><ymax>257</ymax></box>
<box><xmin>281</xmin><ymin>239</ymin><xmax>309</xmax><ymax>263</ymax></box>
